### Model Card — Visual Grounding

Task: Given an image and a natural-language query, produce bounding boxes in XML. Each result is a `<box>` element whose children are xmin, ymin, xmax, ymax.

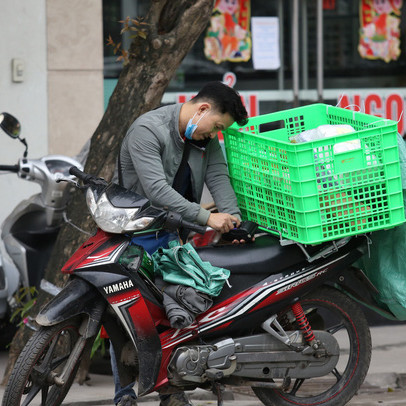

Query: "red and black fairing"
<box><xmin>95</xmin><ymin>269</ymin><xmax>166</xmax><ymax>394</ymax></box>
<box><xmin>60</xmin><ymin>228</ymin><xmax>166</xmax><ymax>393</ymax></box>
<box><xmin>61</xmin><ymin>229</ymin><xmax>129</xmax><ymax>274</ymax></box>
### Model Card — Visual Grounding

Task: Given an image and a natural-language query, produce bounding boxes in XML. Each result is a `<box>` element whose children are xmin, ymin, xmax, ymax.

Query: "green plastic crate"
<box><xmin>223</xmin><ymin>103</ymin><xmax>405</xmax><ymax>245</ymax></box>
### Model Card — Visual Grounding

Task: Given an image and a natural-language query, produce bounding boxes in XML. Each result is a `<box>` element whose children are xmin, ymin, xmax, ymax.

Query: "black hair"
<box><xmin>192</xmin><ymin>81</ymin><xmax>249</xmax><ymax>126</ymax></box>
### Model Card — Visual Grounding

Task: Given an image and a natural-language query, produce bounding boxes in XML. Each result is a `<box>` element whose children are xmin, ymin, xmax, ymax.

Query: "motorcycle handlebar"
<box><xmin>69</xmin><ymin>166</ymin><xmax>108</xmax><ymax>187</ymax></box>
<box><xmin>181</xmin><ymin>219</ymin><xmax>207</xmax><ymax>235</ymax></box>
<box><xmin>0</xmin><ymin>164</ymin><xmax>19</xmax><ymax>172</ymax></box>
<box><xmin>164</xmin><ymin>212</ymin><xmax>207</xmax><ymax>235</ymax></box>
<box><xmin>69</xmin><ymin>165</ymin><xmax>92</xmax><ymax>182</ymax></box>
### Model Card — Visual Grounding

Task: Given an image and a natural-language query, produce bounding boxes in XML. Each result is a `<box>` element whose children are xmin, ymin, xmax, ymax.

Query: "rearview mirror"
<box><xmin>0</xmin><ymin>112</ymin><xmax>21</xmax><ymax>139</ymax></box>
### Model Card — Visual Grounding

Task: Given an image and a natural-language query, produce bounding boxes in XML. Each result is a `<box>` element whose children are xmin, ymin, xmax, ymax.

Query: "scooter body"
<box><xmin>0</xmin><ymin>113</ymin><xmax>82</xmax><ymax>323</ymax></box>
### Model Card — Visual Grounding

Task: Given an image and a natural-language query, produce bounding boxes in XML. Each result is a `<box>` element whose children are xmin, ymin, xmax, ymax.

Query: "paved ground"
<box><xmin>1</xmin><ymin>324</ymin><xmax>406</xmax><ymax>405</ymax></box>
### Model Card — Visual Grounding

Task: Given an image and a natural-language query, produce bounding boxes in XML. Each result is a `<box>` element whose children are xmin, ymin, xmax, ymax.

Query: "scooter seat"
<box><xmin>195</xmin><ymin>234</ymin><xmax>307</xmax><ymax>276</ymax></box>
<box><xmin>195</xmin><ymin>234</ymin><xmax>315</xmax><ymax>305</ymax></box>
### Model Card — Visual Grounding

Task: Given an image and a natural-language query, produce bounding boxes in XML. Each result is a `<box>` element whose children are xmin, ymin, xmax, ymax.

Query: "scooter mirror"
<box><xmin>0</xmin><ymin>112</ymin><xmax>21</xmax><ymax>139</ymax></box>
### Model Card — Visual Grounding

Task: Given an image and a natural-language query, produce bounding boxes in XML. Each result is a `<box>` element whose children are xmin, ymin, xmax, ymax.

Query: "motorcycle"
<box><xmin>0</xmin><ymin>112</ymin><xmax>83</xmax><ymax>346</ymax></box>
<box><xmin>2</xmin><ymin>165</ymin><xmax>388</xmax><ymax>406</ymax></box>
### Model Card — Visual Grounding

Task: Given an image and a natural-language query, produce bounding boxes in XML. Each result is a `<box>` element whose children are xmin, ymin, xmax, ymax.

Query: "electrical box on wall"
<box><xmin>12</xmin><ymin>59</ymin><xmax>25</xmax><ymax>82</ymax></box>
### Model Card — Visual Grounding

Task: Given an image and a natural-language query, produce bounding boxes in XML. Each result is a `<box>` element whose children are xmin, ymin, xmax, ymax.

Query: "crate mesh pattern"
<box><xmin>223</xmin><ymin>104</ymin><xmax>405</xmax><ymax>244</ymax></box>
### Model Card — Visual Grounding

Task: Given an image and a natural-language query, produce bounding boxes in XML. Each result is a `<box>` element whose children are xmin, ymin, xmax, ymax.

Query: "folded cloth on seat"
<box><xmin>155</xmin><ymin>277</ymin><xmax>213</xmax><ymax>329</ymax></box>
<box><xmin>161</xmin><ymin>291</ymin><xmax>194</xmax><ymax>329</ymax></box>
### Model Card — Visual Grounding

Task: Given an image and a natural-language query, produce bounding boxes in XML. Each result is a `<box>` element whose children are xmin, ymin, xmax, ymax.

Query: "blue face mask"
<box><xmin>184</xmin><ymin>110</ymin><xmax>208</xmax><ymax>140</ymax></box>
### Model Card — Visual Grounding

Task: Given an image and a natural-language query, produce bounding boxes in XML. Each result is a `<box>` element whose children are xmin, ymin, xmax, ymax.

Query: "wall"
<box><xmin>0</xmin><ymin>0</ymin><xmax>48</xmax><ymax>225</ymax></box>
<box><xmin>47</xmin><ymin>0</ymin><xmax>104</xmax><ymax>156</ymax></box>
<box><xmin>0</xmin><ymin>0</ymin><xmax>104</xmax><ymax>225</ymax></box>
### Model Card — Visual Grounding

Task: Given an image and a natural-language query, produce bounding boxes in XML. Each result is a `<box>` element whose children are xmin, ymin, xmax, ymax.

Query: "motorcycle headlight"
<box><xmin>85</xmin><ymin>189</ymin><xmax>154</xmax><ymax>233</ymax></box>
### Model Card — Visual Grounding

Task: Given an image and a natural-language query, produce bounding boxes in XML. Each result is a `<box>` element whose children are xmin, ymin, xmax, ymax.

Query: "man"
<box><xmin>113</xmin><ymin>81</ymin><xmax>248</xmax><ymax>406</ymax></box>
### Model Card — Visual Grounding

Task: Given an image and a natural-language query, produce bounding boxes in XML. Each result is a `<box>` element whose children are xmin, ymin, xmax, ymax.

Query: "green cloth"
<box><xmin>357</xmin><ymin>134</ymin><xmax>406</xmax><ymax>320</ymax></box>
<box><xmin>152</xmin><ymin>240</ymin><xmax>230</xmax><ymax>297</ymax></box>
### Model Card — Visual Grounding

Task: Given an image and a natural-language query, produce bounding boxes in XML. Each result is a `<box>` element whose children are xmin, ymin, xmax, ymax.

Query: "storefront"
<box><xmin>103</xmin><ymin>0</ymin><xmax>406</xmax><ymax>135</ymax></box>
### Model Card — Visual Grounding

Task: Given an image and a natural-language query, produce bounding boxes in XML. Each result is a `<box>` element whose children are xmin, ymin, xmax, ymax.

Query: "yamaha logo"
<box><xmin>103</xmin><ymin>279</ymin><xmax>134</xmax><ymax>295</ymax></box>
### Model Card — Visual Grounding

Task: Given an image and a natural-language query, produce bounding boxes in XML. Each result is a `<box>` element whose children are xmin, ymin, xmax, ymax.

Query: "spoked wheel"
<box><xmin>2</xmin><ymin>317</ymin><xmax>93</xmax><ymax>406</ymax></box>
<box><xmin>253</xmin><ymin>287</ymin><xmax>372</xmax><ymax>406</ymax></box>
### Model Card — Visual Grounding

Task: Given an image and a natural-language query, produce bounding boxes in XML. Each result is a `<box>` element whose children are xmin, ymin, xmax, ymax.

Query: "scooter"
<box><xmin>2</xmin><ymin>166</ymin><xmax>387</xmax><ymax>406</ymax></box>
<box><xmin>0</xmin><ymin>112</ymin><xmax>83</xmax><ymax>346</ymax></box>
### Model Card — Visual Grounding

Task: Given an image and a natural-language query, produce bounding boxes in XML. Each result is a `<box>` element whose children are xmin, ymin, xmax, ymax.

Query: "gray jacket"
<box><xmin>119</xmin><ymin>103</ymin><xmax>241</xmax><ymax>225</ymax></box>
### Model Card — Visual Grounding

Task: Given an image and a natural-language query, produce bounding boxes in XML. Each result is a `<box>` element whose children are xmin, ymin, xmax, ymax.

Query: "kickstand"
<box><xmin>212</xmin><ymin>382</ymin><xmax>224</xmax><ymax>406</ymax></box>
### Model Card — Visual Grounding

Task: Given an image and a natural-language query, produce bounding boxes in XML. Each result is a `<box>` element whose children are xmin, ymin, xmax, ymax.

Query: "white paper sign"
<box><xmin>251</xmin><ymin>17</ymin><xmax>280</xmax><ymax>70</ymax></box>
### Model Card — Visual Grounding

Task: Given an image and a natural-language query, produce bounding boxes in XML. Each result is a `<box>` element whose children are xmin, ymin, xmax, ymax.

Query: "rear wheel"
<box><xmin>252</xmin><ymin>287</ymin><xmax>371</xmax><ymax>406</ymax></box>
<box><xmin>2</xmin><ymin>317</ymin><xmax>94</xmax><ymax>406</ymax></box>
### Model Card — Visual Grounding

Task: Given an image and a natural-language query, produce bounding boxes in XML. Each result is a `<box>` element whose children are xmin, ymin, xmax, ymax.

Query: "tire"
<box><xmin>252</xmin><ymin>286</ymin><xmax>372</xmax><ymax>406</ymax></box>
<box><xmin>2</xmin><ymin>317</ymin><xmax>93</xmax><ymax>406</ymax></box>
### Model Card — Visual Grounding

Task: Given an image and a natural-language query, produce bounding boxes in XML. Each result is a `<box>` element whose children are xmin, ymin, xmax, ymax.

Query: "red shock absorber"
<box><xmin>291</xmin><ymin>302</ymin><xmax>316</xmax><ymax>343</ymax></box>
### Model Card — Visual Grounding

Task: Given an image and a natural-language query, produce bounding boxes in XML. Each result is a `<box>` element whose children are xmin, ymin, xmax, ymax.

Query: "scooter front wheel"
<box><xmin>2</xmin><ymin>317</ymin><xmax>93</xmax><ymax>406</ymax></box>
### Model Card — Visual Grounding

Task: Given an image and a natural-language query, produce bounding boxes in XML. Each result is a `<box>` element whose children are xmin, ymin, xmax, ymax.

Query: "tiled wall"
<box><xmin>46</xmin><ymin>0</ymin><xmax>104</xmax><ymax>156</ymax></box>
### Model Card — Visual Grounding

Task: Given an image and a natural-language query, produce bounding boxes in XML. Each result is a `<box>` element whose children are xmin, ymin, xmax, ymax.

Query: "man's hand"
<box><xmin>220</xmin><ymin>220</ymin><xmax>258</xmax><ymax>245</ymax></box>
<box><xmin>207</xmin><ymin>213</ymin><xmax>240</xmax><ymax>234</ymax></box>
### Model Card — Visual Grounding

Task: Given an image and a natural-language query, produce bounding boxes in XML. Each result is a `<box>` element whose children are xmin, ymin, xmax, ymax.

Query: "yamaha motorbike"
<box><xmin>0</xmin><ymin>113</ymin><xmax>83</xmax><ymax>346</ymax></box>
<box><xmin>2</xmin><ymin>165</ymin><xmax>387</xmax><ymax>406</ymax></box>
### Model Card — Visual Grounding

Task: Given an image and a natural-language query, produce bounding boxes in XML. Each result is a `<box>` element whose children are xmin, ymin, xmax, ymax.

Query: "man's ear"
<box><xmin>198</xmin><ymin>102</ymin><xmax>211</xmax><ymax>114</ymax></box>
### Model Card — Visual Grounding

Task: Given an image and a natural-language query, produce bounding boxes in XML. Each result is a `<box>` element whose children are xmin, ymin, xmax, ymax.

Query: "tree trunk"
<box><xmin>2</xmin><ymin>0</ymin><xmax>213</xmax><ymax>385</ymax></box>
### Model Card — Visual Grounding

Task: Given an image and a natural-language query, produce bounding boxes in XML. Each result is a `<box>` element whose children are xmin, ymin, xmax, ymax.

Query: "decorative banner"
<box><xmin>204</xmin><ymin>0</ymin><xmax>251</xmax><ymax>64</ymax></box>
<box><xmin>358</xmin><ymin>0</ymin><xmax>403</xmax><ymax>62</ymax></box>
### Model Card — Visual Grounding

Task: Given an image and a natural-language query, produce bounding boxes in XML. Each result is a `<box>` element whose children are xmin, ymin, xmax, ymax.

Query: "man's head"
<box><xmin>193</xmin><ymin>81</ymin><xmax>248</xmax><ymax>127</ymax></box>
<box><xmin>181</xmin><ymin>81</ymin><xmax>248</xmax><ymax>141</ymax></box>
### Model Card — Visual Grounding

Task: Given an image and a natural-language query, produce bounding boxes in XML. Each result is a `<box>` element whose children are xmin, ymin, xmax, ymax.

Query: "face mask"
<box><xmin>184</xmin><ymin>110</ymin><xmax>208</xmax><ymax>140</ymax></box>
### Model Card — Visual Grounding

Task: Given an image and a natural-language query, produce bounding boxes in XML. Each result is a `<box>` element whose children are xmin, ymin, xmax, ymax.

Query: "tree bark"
<box><xmin>2</xmin><ymin>0</ymin><xmax>213</xmax><ymax>385</ymax></box>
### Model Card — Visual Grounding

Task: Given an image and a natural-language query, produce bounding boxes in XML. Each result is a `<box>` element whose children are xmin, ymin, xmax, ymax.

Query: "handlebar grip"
<box><xmin>181</xmin><ymin>219</ymin><xmax>207</xmax><ymax>235</ymax></box>
<box><xmin>0</xmin><ymin>164</ymin><xmax>19</xmax><ymax>172</ymax></box>
<box><xmin>69</xmin><ymin>166</ymin><xmax>108</xmax><ymax>187</ymax></box>
<box><xmin>69</xmin><ymin>166</ymin><xmax>86</xmax><ymax>180</ymax></box>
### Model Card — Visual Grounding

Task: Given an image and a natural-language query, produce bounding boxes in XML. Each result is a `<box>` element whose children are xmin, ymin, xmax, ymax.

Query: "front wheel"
<box><xmin>253</xmin><ymin>286</ymin><xmax>372</xmax><ymax>406</ymax></box>
<box><xmin>2</xmin><ymin>317</ymin><xmax>94</xmax><ymax>406</ymax></box>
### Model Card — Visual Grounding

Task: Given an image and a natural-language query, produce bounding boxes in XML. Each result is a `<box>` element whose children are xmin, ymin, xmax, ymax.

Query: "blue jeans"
<box><xmin>110</xmin><ymin>344</ymin><xmax>136</xmax><ymax>403</ymax></box>
<box><xmin>110</xmin><ymin>231</ymin><xmax>178</xmax><ymax>404</ymax></box>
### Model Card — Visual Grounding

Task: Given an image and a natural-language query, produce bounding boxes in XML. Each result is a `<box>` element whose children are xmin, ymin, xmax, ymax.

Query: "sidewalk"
<box><xmin>1</xmin><ymin>324</ymin><xmax>406</xmax><ymax>406</ymax></box>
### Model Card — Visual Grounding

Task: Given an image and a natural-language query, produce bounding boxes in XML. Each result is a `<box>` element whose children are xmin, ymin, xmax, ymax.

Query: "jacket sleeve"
<box><xmin>205</xmin><ymin>138</ymin><xmax>241</xmax><ymax>220</ymax></box>
<box><xmin>126</xmin><ymin>125</ymin><xmax>211</xmax><ymax>225</ymax></box>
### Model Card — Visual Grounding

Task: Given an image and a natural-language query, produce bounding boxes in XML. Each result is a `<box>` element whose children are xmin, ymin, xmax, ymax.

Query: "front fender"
<box><xmin>36</xmin><ymin>277</ymin><xmax>106</xmax><ymax>338</ymax></box>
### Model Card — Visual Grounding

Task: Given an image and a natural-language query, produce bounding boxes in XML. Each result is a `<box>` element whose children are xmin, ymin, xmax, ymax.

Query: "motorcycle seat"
<box><xmin>195</xmin><ymin>234</ymin><xmax>314</xmax><ymax>304</ymax></box>
<box><xmin>195</xmin><ymin>234</ymin><xmax>308</xmax><ymax>276</ymax></box>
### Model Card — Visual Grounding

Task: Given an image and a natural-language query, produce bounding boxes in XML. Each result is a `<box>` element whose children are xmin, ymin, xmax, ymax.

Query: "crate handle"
<box><xmin>258</xmin><ymin>120</ymin><xmax>285</xmax><ymax>133</ymax></box>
